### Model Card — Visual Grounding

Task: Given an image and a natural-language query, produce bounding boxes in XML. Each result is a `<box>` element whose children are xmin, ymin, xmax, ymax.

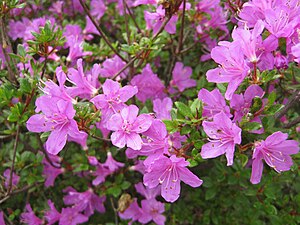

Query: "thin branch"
<box><xmin>282</xmin><ymin>116</ymin><xmax>300</xmax><ymax>129</ymax></box>
<box><xmin>176</xmin><ymin>0</ymin><xmax>186</xmax><ymax>54</ymax></box>
<box><xmin>124</xmin><ymin>1</ymin><xmax>142</xmax><ymax>34</ymax></box>
<box><xmin>40</xmin><ymin>56</ymin><xmax>48</xmax><ymax>80</ymax></box>
<box><xmin>110</xmin><ymin>197</ymin><xmax>119</xmax><ymax>225</ymax></box>
<box><xmin>275</xmin><ymin>90</ymin><xmax>300</xmax><ymax>120</ymax></box>
<box><xmin>122</xmin><ymin>0</ymin><xmax>131</xmax><ymax>45</ymax></box>
<box><xmin>78</xmin><ymin>0</ymin><xmax>128</xmax><ymax>62</ymax></box>
<box><xmin>6</xmin><ymin>125</ymin><xmax>20</xmax><ymax>195</ymax></box>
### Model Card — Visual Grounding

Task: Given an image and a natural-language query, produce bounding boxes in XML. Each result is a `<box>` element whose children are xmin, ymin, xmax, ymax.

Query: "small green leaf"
<box><xmin>242</xmin><ymin>122</ymin><xmax>262</xmax><ymax>131</ymax></box>
<box><xmin>175</xmin><ymin>102</ymin><xmax>193</xmax><ymax>118</ymax></box>
<box><xmin>264</xmin><ymin>104</ymin><xmax>284</xmax><ymax>115</ymax></box>
<box><xmin>163</xmin><ymin>120</ymin><xmax>179</xmax><ymax>133</ymax></box>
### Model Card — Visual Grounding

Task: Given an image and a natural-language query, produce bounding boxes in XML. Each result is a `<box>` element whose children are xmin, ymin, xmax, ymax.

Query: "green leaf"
<box><xmin>267</xmin><ymin>92</ymin><xmax>277</xmax><ymax>106</ymax></box>
<box><xmin>106</xmin><ymin>186</ymin><xmax>122</xmax><ymax>198</ymax></box>
<box><xmin>250</xmin><ymin>97</ymin><xmax>263</xmax><ymax>114</ymax></box>
<box><xmin>264</xmin><ymin>104</ymin><xmax>284</xmax><ymax>115</ymax></box>
<box><xmin>242</xmin><ymin>122</ymin><xmax>262</xmax><ymax>131</ymax></box>
<box><xmin>175</xmin><ymin>102</ymin><xmax>193</xmax><ymax>119</ymax></box>
<box><xmin>261</xmin><ymin>70</ymin><xmax>282</xmax><ymax>83</ymax></box>
<box><xmin>163</xmin><ymin>120</ymin><xmax>179</xmax><ymax>133</ymax></box>
<box><xmin>180</xmin><ymin>125</ymin><xmax>192</xmax><ymax>135</ymax></box>
<box><xmin>19</xmin><ymin>78</ymin><xmax>32</xmax><ymax>94</ymax></box>
<box><xmin>205</xmin><ymin>188</ymin><xmax>217</xmax><ymax>200</ymax></box>
<box><xmin>190</xmin><ymin>98</ymin><xmax>202</xmax><ymax>118</ymax></box>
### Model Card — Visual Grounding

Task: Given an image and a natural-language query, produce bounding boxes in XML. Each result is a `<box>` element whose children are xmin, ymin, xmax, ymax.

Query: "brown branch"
<box><xmin>282</xmin><ymin>117</ymin><xmax>300</xmax><ymax>129</ymax></box>
<box><xmin>275</xmin><ymin>90</ymin><xmax>300</xmax><ymax>119</ymax></box>
<box><xmin>176</xmin><ymin>0</ymin><xmax>186</xmax><ymax>54</ymax></box>
<box><xmin>124</xmin><ymin>1</ymin><xmax>142</xmax><ymax>34</ymax></box>
<box><xmin>78</xmin><ymin>0</ymin><xmax>128</xmax><ymax>62</ymax></box>
<box><xmin>6</xmin><ymin>125</ymin><xmax>20</xmax><ymax>195</ymax></box>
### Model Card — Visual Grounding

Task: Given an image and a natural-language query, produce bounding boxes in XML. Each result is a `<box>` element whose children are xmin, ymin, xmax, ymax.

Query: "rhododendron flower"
<box><xmin>26</xmin><ymin>98</ymin><xmax>88</xmax><ymax>155</ymax></box>
<box><xmin>91</xmin><ymin>163</ymin><xmax>111</xmax><ymax>186</ymax></box>
<box><xmin>103</xmin><ymin>151</ymin><xmax>124</xmax><ymax>172</ymax></box>
<box><xmin>119</xmin><ymin>198</ymin><xmax>143</xmax><ymax>224</ymax></box>
<box><xmin>139</xmin><ymin>199</ymin><xmax>166</xmax><ymax>225</ymax></box>
<box><xmin>144</xmin><ymin>5</ymin><xmax>178</xmax><ymax>34</ymax></box>
<box><xmin>170</xmin><ymin>62</ymin><xmax>196</xmax><ymax>92</ymax></box>
<box><xmin>106</xmin><ymin>105</ymin><xmax>153</xmax><ymax>150</ymax></box>
<box><xmin>153</xmin><ymin>97</ymin><xmax>172</xmax><ymax>120</ymax></box>
<box><xmin>3</xmin><ymin>169</ymin><xmax>20</xmax><ymax>188</ymax></box>
<box><xmin>99</xmin><ymin>55</ymin><xmax>128</xmax><ymax>79</ymax></box>
<box><xmin>143</xmin><ymin>155</ymin><xmax>203</xmax><ymax>202</ymax></box>
<box><xmin>42</xmin><ymin>153</ymin><xmax>64</xmax><ymax>187</ymax></box>
<box><xmin>63</xmin><ymin>187</ymin><xmax>106</xmax><ymax>216</ymax></box>
<box><xmin>201</xmin><ymin>112</ymin><xmax>242</xmax><ymax>166</ymax></box>
<box><xmin>250</xmin><ymin>131</ymin><xmax>299</xmax><ymax>184</ymax></box>
<box><xmin>206</xmin><ymin>41</ymin><xmax>250</xmax><ymax>100</ymax></box>
<box><xmin>90</xmin><ymin>0</ymin><xmax>106</xmax><ymax>20</ymax></box>
<box><xmin>44</xmin><ymin>200</ymin><xmax>61</xmax><ymax>225</ymax></box>
<box><xmin>59</xmin><ymin>207</ymin><xmax>88</xmax><ymax>225</ymax></box>
<box><xmin>130</xmin><ymin>64</ymin><xmax>165</xmax><ymax>103</ymax></box>
<box><xmin>291</xmin><ymin>43</ymin><xmax>300</xmax><ymax>63</ymax></box>
<box><xmin>67</xmin><ymin>59</ymin><xmax>98</xmax><ymax>99</ymax></box>
<box><xmin>0</xmin><ymin>211</ymin><xmax>5</xmax><ymax>225</ymax></box>
<box><xmin>135</xmin><ymin>182</ymin><xmax>160</xmax><ymax>200</ymax></box>
<box><xmin>198</xmin><ymin>88</ymin><xmax>231</xmax><ymax>119</ymax></box>
<box><xmin>20</xmin><ymin>204</ymin><xmax>43</xmax><ymax>225</ymax></box>
<box><xmin>91</xmin><ymin>79</ymin><xmax>137</xmax><ymax>126</ymax></box>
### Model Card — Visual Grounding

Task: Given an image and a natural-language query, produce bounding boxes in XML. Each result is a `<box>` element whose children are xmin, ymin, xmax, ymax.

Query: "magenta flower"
<box><xmin>106</xmin><ymin>105</ymin><xmax>153</xmax><ymax>150</ymax></box>
<box><xmin>3</xmin><ymin>169</ymin><xmax>20</xmax><ymax>188</ymax></box>
<box><xmin>250</xmin><ymin>131</ymin><xmax>299</xmax><ymax>184</ymax></box>
<box><xmin>59</xmin><ymin>207</ymin><xmax>88</xmax><ymax>225</ymax></box>
<box><xmin>198</xmin><ymin>88</ymin><xmax>232</xmax><ymax>119</ymax></box>
<box><xmin>42</xmin><ymin>153</ymin><xmax>64</xmax><ymax>187</ymax></box>
<box><xmin>153</xmin><ymin>97</ymin><xmax>173</xmax><ymax>120</ymax></box>
<box><xmin>170</xmin><ymin>62</ymin><xmax>196</xmax><ymax>92</ymax></box>
<box><xmin>63</xmin><ymin>187</ymin><xmax>106</xmax><ymax>216</ymax></box>
<box><xmin>103</xmin><ymin>152</ymin><xmax>124</xmax><ymax>172</ymax></box>
<box><xmin>230</xmin><ymin>85</ymin><xmax>264</xmax><ymax>122</ymax></box>
<box><xmin>139</xmin><ymin>199</ymin><xmax>166</xmax><ymax>225</ymax></box>
<box><xmin>206</xmin><ymin>41</ymin><xmax>250</xmax><ymax>100</ymax></box>
<box><xmin>91</xmin><ymin>163</ymin><xmax>111</xmax><ymax>186</ymax></box>
<box><xmin>143</xmin><ymin>155</ymin><xmax>203</xmax><ymax>202</ymax></box>
<box><xmin>91</xmin><ymin>79</ymin><xmax>137</xmax><ymax>126</ymax></box>
<box><xmin>232</xmin><ymin>20</ymin><xmax>264</xmax><ymax>62</ymax></box>
<box><xmin>99</xmin><ymin>55</ymin><xmax>128</xmax><ymax>80</ymax></box>
<box><xmin>26</xmin><ymin>98</ymin><xmax>88</xmax><ymax>155</ymax></box>
<box><xmin>130</xmin><ymin>64</ymin><xmax>165</xmax><ymax>103</ymax></box>
<box><xmin>90</xmin><ymin>0</ymin><xmax>106</xmax><ymax>20</ymax></box>
<box><xmin>135</xmin><ymin>182</ymin><xmax>160</xmax><ymax>200</ymax></box>
<box><xmin>201</xmin><ymin>111</ymin><xmax>242</xmax><ymax>166</ymax></box>
<box><xmin>291</xmin><ymin>43</ymin><xmax>300</xmax><ymax>63</ymax></box>
<box><xmin>0</xmin><ymin>211</ymin><xmax>5</xmax><ymax>225</ymax></box>
<box><xmin>144</xmin><ymin>5</ymin><xmax>178</xmax><ymax>34</ymax></box>
<box><xmin>20</xmin><ymin>204</ymin><xmax>43</xmax><ymax>225</ymax></box>
<box><xmin>119</xmin><ymin>198</ymin><xmax>143</xmax><ymax>224</ymax></box>
<box><xmin>44</xmin><ymin>200</ymin><xmax>61</xmax><ymax>225</ymax></box>
<box><xmin>67</xmin><ymin>59</ymin><xmax>98</xmax><ymax>99</ymax></box>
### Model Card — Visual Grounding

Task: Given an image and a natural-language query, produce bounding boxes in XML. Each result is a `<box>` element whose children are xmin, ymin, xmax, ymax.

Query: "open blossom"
<box><xmin>291</xmin><ymin>43</ymin><xmax>300</xmax><ymax>63</ymax></box>
<box><xmin>201</xmin><ymin>111</ymin><xmax>242</xmax><ymax>166</ymax></box>
<box><xmin>0</xmin><ymin>211</ymin><xmax>5</xmax><ymax>225</ymax></box>
<box><xmin>206</xmin><ymin>41</ymin><xmax>250</xmax><ymax>100</ymax></box>
<box><xmin>3</xmin><ymin>169</ymin><xmax>20</xmax><ymax>188</ymax></box>
<box><xmin>198</xmin><ymin>88</ymin><xmax>231</xmax><ymax>119</ymax></box>
<box><xmin>144</xmin><ymin>5</ymin><xmax>178</xmax><ymax>34</ymax></box>
<box><xmin>139</xmin><ymin>199</ymin><xmax>166</xmax><ymax>225</ymax></box>
<box><xmin>66</xmin><ymin>59</ymin><xmax>98</xmax><ymax>99</ymax></box>
<box><xmin>44</xmin><ymin>200</ymin><xmax>61</xmax><ymax>225</ymax></box>
<box><xmin>99</xmin><ymin>55</ymin><xmax>128</xmax><ymax>79</ymax></box>
<box><xmin>91</xmin><ymin>79</ymin><xmax>137</xmax><ymax>126</ymax></box>
<box><xmin>106</xmin><ymin>105</ymin><xmax>153</xmax><ymax>150</ymax></box>
<box><xmin>103</xmin><ymin>152</ymin><xmax>124</xmax><ymax>172</ymax></box>
<box><xmin>20</xmin><ymin>204</ymin><xmax>43</xmax><ymax>225</ymax></box>
<box><xmin>63</xmin><ymin>187</ymin><xmax>106</xmax><ymax>216</ymax></box>
<box><xmin>143</xmin><ymin>155</ymin><xmax>203</xmax><ymax>202</ymax></box>
<box><xmin>59</xmin><ymin>207</ymin><xmax>88</xmax><ymax>225</ymax></box>
<box><xmin>119</xmin><ymin>198</ymin><xmax>143</xmax><ymax>224</ymax></box>
<box><xmin>250</xmin><ymin>131</ymin><xmax>299</xmax><ymax>184</ymax></box>
<box><xmin>170</xmin><ymin>62</ymin><xmax>196</xmax><ymax>92</ymax></box>
<box><xmin>153</xmin><ymin>97</ymin><xmax>172</xmax><ymax>120</ymax></box>
<box><xmin>130</xmin><ymin>64</ymin><xmax>165</xmax><ymax>103</ymax></box>
<box><xmin>42</xmin><ymin>153</ymin><xmax>64</xmax><ymax>187</ymax></box>
<box><xmin>26</xmin><ymin>98</ymin><xmax>88</xmax><ymax>155</ymax></box>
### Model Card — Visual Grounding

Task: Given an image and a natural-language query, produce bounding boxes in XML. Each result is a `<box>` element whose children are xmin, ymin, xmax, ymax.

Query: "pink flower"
<box><xmin>92</xmin><ymin>163</ymin><xmax>111</xmax><ymax>186</ymax></box>
<box><xmin>106</xmin><ymin>105</ymin><xmax>153</xmax><ymax>150</ymax></box>
<box><xmin>63</xmin><ymin>187</ymin><xmax>106</xmax><ymax>216</ymax></box>
<box><xmin>44</xmin><ymin>200</ymin><xmax>61</xmax><ymax>225</ymax></box>
<box><xmin>139</xmin><ymin>199</ymin><xmax>166</xmax><ymax>225</ymax></box>
<box><xmin>206</xmin><ymin>41</ymin><xmax>250</xmax><ymax>100</ymax></box>
<box><xmin>291</xmin><ymin>43</ymin><xmax>300</xmax><ymax>63</ymax></box>
<box><xmin>103</xmin><ymin>152</ymin><xmax>124</xmax><ymax>172</ymax></box>
<box><xmin>130</xmin><ymin>64</ymin><xmax>165</xmax><ymax>103</ymax></box>
<box><xmin>42</xmin><ymin>153</ymin><xmax>64</xmax><ymax>187</ymax></box>
<box><xmin>99</xmin><ymin>55</ymin><xmax>128</xmax><ymax>79</ymax></box>
<box><xmin>90</xmin><ymin>0</ymin><xmax>106</xmax><ymax>20</ymax></box>
<box><xmin>3</xmin><ymin>169</ymin><xmax>20</xmax><ymax>188</ymax></box>
<box><xmin>59</xmin><ymin>207</ymin><xmax>88</xmax><ymax>225</ymax></box>
<box><xmin>198</xmin><ymin>88</ymin><xmax>232</xmax><ymax>119</ymax></box>
<box><xmin>170</xmin><ymin>62</ymin><xmax>196</xmax><ymax>92</ymax></box>
<box><xmin>0</xmin><ymin>211</ymin><xmax>6</xmax><ymax>225</ymax></box>
<box><xmin>153</xmin><ymin>97</ymin><xmax>172</xmax><ymax>120</ymax></box>
<box><xmin>26</xmin><ymin>98</ymin><xmax>88</xmax><ymax>155</ymax></box>
<box><xmin>66</xmin><ymin>59</ymin><xmax>98</xmax><ymax>99</ymax></box>
<box><xmin>201</xmin><ymin>112</ymin><xmax>242</xmax><ymax>166</ymax></box>
<box><xmin>143</xmin><ymin>155</ymin><xmax>203</xmax><ymax>202</ymax></box>
<box><xmin>91</xmin><ymin>79</ymin><xmax>137</xmax><ymax>126</ymax></box>
<box><xmin>144</xmin><ymin>5</ymin><xmax>178</xmax><ymax>34</ymax></box>
<box><xmin>119</xmin><ymin>198</ymin><xmax>143</xmax><ymax>224</ymax></box>
<box><xmin>250</xmin><ymin>131</ymin><xmax>299</xmax><ymax>184</ymax></box>
<box><xmin>20</xmin><ymin>204</ymin><xmax>43</xmax><ymax>225</ymax></box>
<box><xmin>135</xmin><ymin>182</ymin><xmax>160</xmax><ymax>200</ymax></box>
